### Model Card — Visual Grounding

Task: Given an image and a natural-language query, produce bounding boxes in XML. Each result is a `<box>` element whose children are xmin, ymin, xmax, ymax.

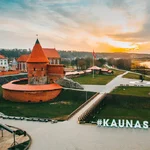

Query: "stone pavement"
<box><xmin>0</xmin><ymin>118</ymin><xmax>150</xmax><ymax>150</ymax></box>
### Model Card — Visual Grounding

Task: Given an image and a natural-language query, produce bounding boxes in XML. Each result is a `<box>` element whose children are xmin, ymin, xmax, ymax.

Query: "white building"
<box><xmin>0</xmin><ymin>55</ymin><xmax>9</xmax><ymax>71</ymax></box>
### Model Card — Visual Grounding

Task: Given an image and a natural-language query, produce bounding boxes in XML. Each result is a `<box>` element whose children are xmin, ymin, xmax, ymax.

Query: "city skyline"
<box><xmin>0</xmin><ymin>0</ymin><xmax>150</xmax><ymax>53</ymax></box>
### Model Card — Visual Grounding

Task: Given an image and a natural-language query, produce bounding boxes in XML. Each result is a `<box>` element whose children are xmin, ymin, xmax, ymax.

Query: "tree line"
<box><xmin>62</xmin><ymin>57</ymin><xmax>132</xmax><ymax>70</ymax></box>
<box><xmin>0</xmin><ymin>49</ymin><xmax>31</xmax><ymax>59</ymax></box>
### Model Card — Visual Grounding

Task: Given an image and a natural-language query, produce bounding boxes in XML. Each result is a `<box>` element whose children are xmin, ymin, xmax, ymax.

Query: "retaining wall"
<box><xmin>78</xmin><ymin>93</ymin><xmax>107</xmax><ymax>122</ymax></box>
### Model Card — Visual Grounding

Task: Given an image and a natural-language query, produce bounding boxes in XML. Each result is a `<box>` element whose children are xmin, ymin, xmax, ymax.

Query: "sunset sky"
<box><xmin>0</xmin><ymin>0</ymin><xmax>150</xmax><ymax>53</ymax></box>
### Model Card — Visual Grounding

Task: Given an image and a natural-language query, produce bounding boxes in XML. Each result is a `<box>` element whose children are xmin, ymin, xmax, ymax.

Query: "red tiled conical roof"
<box><xmin>27</xmin><ymin>39</ymin><xmax>49</xmax><ymax>63</ymax></box>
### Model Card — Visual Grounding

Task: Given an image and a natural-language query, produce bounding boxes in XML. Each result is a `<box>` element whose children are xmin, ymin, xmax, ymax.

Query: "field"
<box><xmin>111</xmin><ymin>86</ymin><xmax>150</xmax><ymax>97</ymax></box>
<box><xmin>72</xmin><ymin>70</ymin><xmax>124</xmax><ymax>85</ymax></box>
<box><xmin>0</xmin><ymin>87</ymin><xmax>96</xmax><ymax>120</ymax></box>
<box><xmin>123</xmin><ymin>72</ymin><xmax>150</xmax><ymax>81</ymax></box>
<box><xmin>84</xmin><ymin>87</ymin><xmax>150</xmax><ymax>123</ymax></box>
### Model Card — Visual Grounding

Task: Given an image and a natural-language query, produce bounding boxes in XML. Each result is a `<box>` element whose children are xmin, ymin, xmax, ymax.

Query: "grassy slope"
<box><xmin>123</xmin><ymin>72</ymin><xmax>150</xmax><ymax>81</ymax></box>
<box><xmin>85</xmin><ymin>87</ymin><xmax>150</xmax><ymax>122</ymax></box>
<box><xmin>111</xmin><ymin>86</ymin><xmax>150</xmax><ymax>97</ymax></box>
<box><xmin>0</xmin><ymin>87</ymin><xmax>96</xmax><ymax>119</ymax></box>
<box><xmin>72</xmin><ymin>70</ymin><xmax>124</xmax><ymax>85</ymax></box>
<box><xmin>88</xmin><ymin>106</ymin><xmax>150</xmax><ymax>122</ymax></box>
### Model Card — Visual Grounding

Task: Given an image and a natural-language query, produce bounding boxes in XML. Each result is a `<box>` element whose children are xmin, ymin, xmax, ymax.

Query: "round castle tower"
<box><xmin>2</xmin><ymin>39</ymin><xmax>64</xmax><ymax>103</ymax></box>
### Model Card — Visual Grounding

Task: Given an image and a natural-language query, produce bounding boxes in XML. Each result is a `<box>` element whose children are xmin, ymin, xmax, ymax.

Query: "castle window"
<box><xmin>50</xmin><ymin>79</ymin><xmax>54</xmax><ymax>83</ymax></box>
<box><xmin>34</xmin><ymin>68</ymin><xmax>36</xmax><ymax>71</ymax></box>
<box><xmin>50</xmin><ymin>59</ymin><xmax>52</xmax><ymax>64</ymax></box>
<box><xmin>32</xmin><ymin>74</ymin><xmax>34</xmax><ymax>77</ymax></box>
<box><xmin>53</xmin><ymin>59</ymin><xmax>56</xmax><ymax>64</ymax></box>
<box><xmin>41</xmin><ymin>68</ymin><xmax>44</xmax><ymax>71</ymax></box>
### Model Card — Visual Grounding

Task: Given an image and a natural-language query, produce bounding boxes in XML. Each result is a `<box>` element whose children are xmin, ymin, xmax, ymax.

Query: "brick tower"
<box><xmin>27</xmin><ymin>39</ymin><xmax>49</xmax><ymax>85</ymax></box>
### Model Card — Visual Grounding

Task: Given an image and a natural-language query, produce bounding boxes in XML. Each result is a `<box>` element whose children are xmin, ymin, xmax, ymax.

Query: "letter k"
<box><xmin>103</xmin><ymin>119</ymin><xmax>109</xmax><ymax>127</ymax></box>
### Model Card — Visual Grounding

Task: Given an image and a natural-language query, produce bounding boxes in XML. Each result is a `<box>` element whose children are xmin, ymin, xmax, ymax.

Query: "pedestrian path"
<box><xmin>69</xmin><ymin>71</ymin><xmax>150</xmax><ymax>122</ymax></box>
<box><xmin>69</xmin><ymin>93</ymin><xmax>105</xmax><ymax>121</ymax></box>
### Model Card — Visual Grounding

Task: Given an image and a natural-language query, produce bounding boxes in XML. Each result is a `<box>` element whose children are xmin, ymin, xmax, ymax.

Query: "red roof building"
<box><xmin>0</xmin><ymin>54</ymin><xmax>9</xmax><ymax>71</ymax></box>
<box><xmin>43</xmin><ymin>48</ymin><xmax>60</xmax><ymax>64</ymax></box>
<box><xmin>2</xmin><ymin>39</ymin><xmax>65</xmax><ymax>102</ymax></box>
<box><xmin>0</xmin><ymin>55</ymin><xmax>5</xmax><ymax>59</ymax></box>
<box><xmin>17</xmin><ymin>54</ymin><xmax>29</xmax><ymax>72</ymax></box>
<box><xmin>17</xmin><ymin>54</ymin><xmax>29</xmax><ymax>62</ymax></box>
<box><xmin>17</xmin><ymin>45</ymin><xmax>61</xmax><ymax>72</ymax></box>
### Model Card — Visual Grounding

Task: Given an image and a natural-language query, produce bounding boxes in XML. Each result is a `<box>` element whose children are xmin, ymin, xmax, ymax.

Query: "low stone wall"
<box><xmin>0</xmin><ymin>74</ymin><xmax>27</xmax><ymax>85</ymax></box>
<box><xmin>67</xmin><ymin>92</ymin><xmax>99</xmax><ymax>120</ymax></box>
<box><xmin>0</xmin><ymin>71</ymin><xmax>19</xmax><ymax>76</ymax></box>
<box><xmin>3</xmin><ymin>89</ymin><xmax>62</xmax><ymax>103</ymax></box>
<box><xmin>78</xmin><ymin>93</ymin><xmax>107</xmax><ymax>122</ymax></box>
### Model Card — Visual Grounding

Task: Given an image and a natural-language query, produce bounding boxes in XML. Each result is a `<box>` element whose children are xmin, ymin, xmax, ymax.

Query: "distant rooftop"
<box><xmin>43</xmin><ymin>48</ymin><xmax>60</xmax><ymax>58</ymax></box>
<box><xmin>0</xmin><ymin>54</ymin><xmax>5</xmax><ymax>59</ymax></box>
<box><xmin>17</xmin><ymin>54</ymin><xmax>29</xmax><ymax>62</ymax></box>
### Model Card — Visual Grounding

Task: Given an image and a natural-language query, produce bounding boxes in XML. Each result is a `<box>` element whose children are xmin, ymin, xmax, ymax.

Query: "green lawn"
<box><xmin>84</xmin><ymin>94</ymin><xmax>150</xmax><ymax>123</ymax></box>
<box><xmin>123</xmin><ymin>72</ymin><xmax>150</xmax><ymax>81</ymax></box>
<box><xmin>72</xmin><ymin>70</ymin><xmax>124</xmax><ymax>85</ymax></box>
<box><xmin>111</xmin><ymin>86</ymin><xmax>150</xmax><ymax>97</ymax></box>
<box><xmin>0</xmin><ymin>87</ymin><xmax>96</xmax><ymax>120</ymax></box>
<box><xmin>87</xmin><ymin>106</ymin><xmax>150</xmax><ymax>122</ymax></box>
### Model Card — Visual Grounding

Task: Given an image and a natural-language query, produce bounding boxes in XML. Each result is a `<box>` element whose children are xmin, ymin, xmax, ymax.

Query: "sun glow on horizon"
<box><xmin>100</xmin><ymin>36</ymin><xmax>137</xmax><ymax>49</ymax></box>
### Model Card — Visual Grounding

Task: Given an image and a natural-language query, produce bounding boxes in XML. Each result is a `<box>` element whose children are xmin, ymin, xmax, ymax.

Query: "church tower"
<box><xmin>27</xmin><ymin>39</ymin><xmax>49</xmax><ymax>85</ymax></box>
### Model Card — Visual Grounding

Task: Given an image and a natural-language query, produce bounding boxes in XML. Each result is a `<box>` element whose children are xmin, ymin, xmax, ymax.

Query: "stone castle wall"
<box><xmin>3</xmin><ymin>89</ymin><xmax>62</xmax><ymax>103</ymax></box>
<box><xmin>27</xmin><ymin>63</ymin><xmax>48</xmax><ymax>85</ymax></box>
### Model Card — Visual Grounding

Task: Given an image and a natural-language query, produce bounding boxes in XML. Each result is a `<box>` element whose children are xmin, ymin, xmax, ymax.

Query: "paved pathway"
<box><xmin>70</xmin><ymin>72</ymin><xmax>128</xmax><ymax>121</ymax></box>
<box><xmin>83</xmin><ymin>71</ymin><xmax>150</xmax><ymax>93</ymax></box>
<box><xmin>70</xmin><ymin>71</ymin><xmax>150</xmax><ymax>121</ymax></box>
<box><xmin>0</xmin><ymin>118</ymin><xmax>150</xmax><ymax>150</ymax></box>
<box><xmin>1</xmin><ymin>72</ymin><xmax>150</xmax><ymax>150</ymax></box>
<box><xmin>70</xmin><ymin>93</ymin><xmax>104</xmax><ymax>121</ymax></box>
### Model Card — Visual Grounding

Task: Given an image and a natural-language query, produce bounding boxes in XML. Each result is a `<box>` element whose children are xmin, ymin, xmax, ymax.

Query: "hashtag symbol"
<box><xmin>97</xmin><ymin>119</ymin><xmax>102</xmax><ymax>126</ymax></box>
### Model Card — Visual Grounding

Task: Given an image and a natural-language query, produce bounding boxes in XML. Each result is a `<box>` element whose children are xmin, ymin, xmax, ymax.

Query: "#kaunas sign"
<box><xmin>97</xmin><ymin>119</ymin><xmax>149</xmax><ymax>129</ymax></box>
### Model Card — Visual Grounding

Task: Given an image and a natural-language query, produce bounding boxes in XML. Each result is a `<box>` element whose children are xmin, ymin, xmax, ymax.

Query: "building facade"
<box><xmin>17</xmin><ymin>48</ymin><xmax>61</xmax><ymax>72</ymax></box>
<box><xmin>2</xmin><ymin>39</ymin><xmax>65</xmax><ymax>102</ymax></box>
<box><xmin>17</xmin><ymin>54</ymin><xmax>29</xmax><ymax>72</ymax></box>
<box><xmin>0</xmin><ymin>55</ymin><xmax>9</xmax><ymax>71</ymax></box>
<box><xmin>43</xmin><ymin>48</ymin><xmax>61</xmax><ymax>65</ymax></box>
